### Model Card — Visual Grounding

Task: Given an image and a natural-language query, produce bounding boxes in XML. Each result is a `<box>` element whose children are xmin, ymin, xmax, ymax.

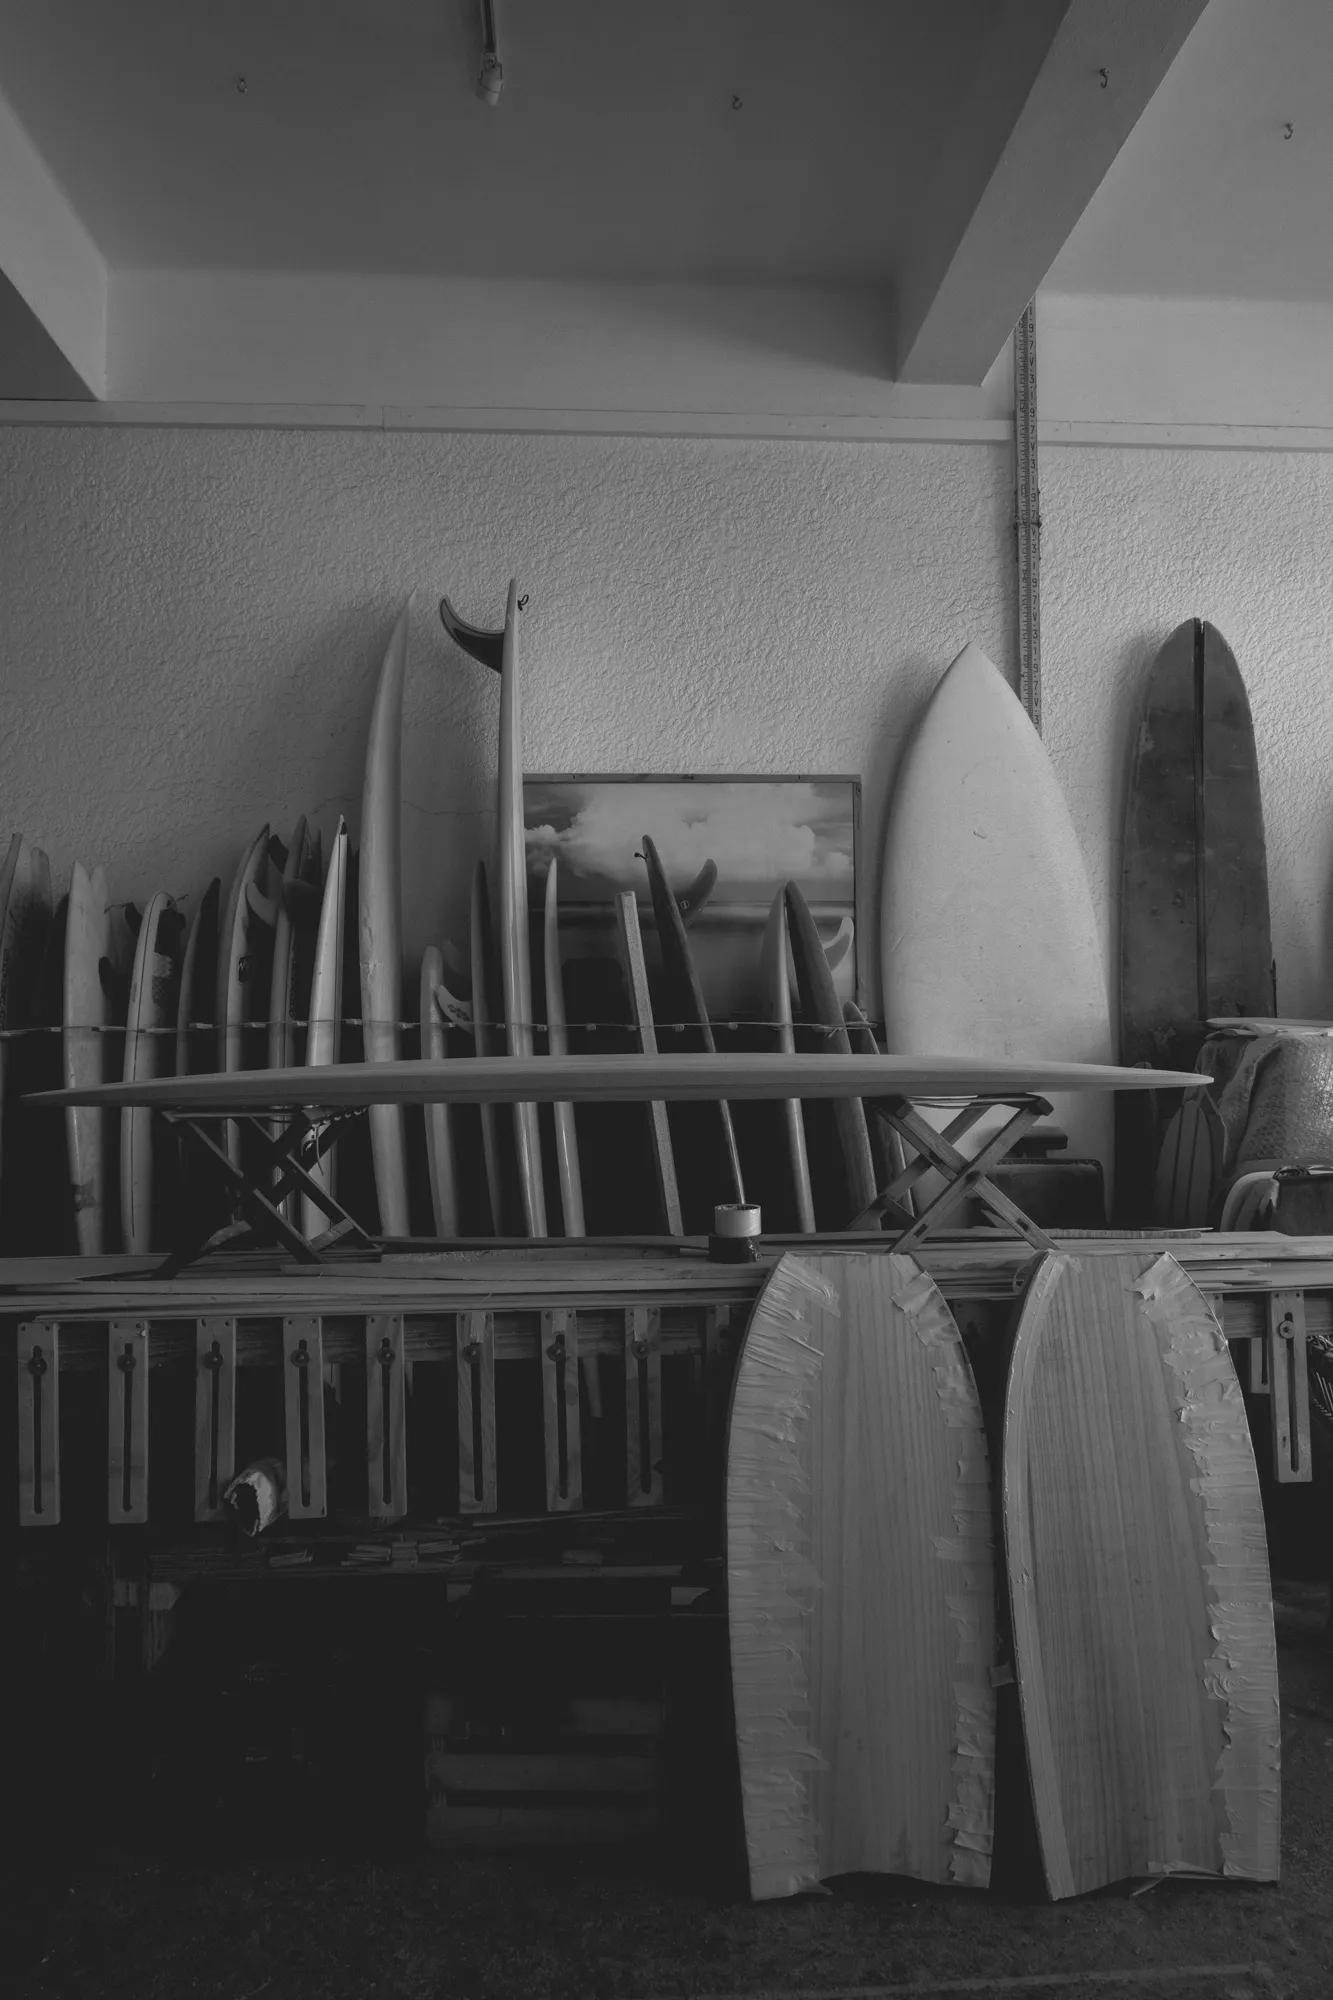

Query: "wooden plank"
<box><xmin>17</xmin><ymin>1318</ymin><xmax>59</xmax><ymax>1525</ymax></box>
<box><xmin>614</xmin><ymin>890</ymin><xmax>683</xmax><ymax>1235</ymax></box>
<box><xmin>424</xmin><ymin>1801</ymin><xmax>659</xmax><ymax>1846</ymax></box>
<box><xmin>540</xmin><ymin>1307</ymin><xmax>582</xmax><ymax>1512</ymax></box>
<box><xmin>1003</xmin><ymin>1251</ymin><xmax>1279</xmax><ymax>1898</ymax></box>
<box><xmin>427</xmin><ymin>1752</ymin><xmax>659</xmax><ymax>1793</ymax></box>
<box><xmin>107</xmin><ymin>1318</ymin><xmax>149</xmax><ymax>1523</ymax></box>
<box><xmin>457</xmin><ymin>1309</ymin><xmax>497</xmax><ymax>1514</ymax></box>
<box><xmin>623</xmin><ymin>1306</ymin><xmax>663</xmax><ymax>1507</ymax></box>
<box><xmin>1267</xmin><ymin>1290</ymin><xmax>1312</xmax><ymax>1484</ymax></box>
<box><xmin>283</xmin><ymin>1314</ymin><xmax>327</xmax><ymax>1519</ymax></box>
<box><xmin>194</xmin><ymin>1315</ymin><xmax>236</xmax><ymax>1521</ymax></box>
<box><xmin>366</xmin><ymin>1312</ymin><xmax>408</xmax><ymax>1520</ymax></box>
<box><xmin>33</xmin><ymin>1049</ymin><xmax>1206</xmax><ymax>1112</ymax></box>
<box><xmin>728</xmin><ymin>1252</ymin><xmax>995</xmax><ymax>1899</ymax></box>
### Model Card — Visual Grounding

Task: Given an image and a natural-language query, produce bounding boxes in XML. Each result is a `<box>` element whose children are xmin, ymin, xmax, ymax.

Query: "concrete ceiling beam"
<box><xmin>0</xmin><ymin>85</ymin><xmax>105</xmax><ymax>399</ymax></box>
<box><xmin>894</xmin><ymin>0</ymin><xmax>1210</xmax><ymax>386</ymax></box>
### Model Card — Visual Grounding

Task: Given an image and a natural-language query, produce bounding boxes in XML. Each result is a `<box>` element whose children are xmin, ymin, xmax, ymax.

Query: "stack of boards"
<box><xmin>727</xmin><ymin>1246</ymin><xmax>1280</xmax><ymax>1901</ymax></box>
<box><xmin>13</xmin><ymin>585</ymin><xmax>891</xmax><ymax>1255</ymax></box>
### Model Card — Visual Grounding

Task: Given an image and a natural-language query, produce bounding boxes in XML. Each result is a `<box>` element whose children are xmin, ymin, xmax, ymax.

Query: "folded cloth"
<box><xmin>1200</xmin><ymin>1024</ymin><xmax>1333</xmax><ymax>1179</ymax></box>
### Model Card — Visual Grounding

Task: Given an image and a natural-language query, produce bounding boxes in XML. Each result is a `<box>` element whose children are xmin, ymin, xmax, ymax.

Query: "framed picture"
<box><xmin>523</xmin><ymin>774</ymin><xmax>860</xmax><ymax>1023</ymax></box>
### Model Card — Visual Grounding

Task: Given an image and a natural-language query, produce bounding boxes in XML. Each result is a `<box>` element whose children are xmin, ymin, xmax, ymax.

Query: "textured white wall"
<box><xmin>1</xmin><ymin>421</ymin><xmax>1331</xmax><ymax>1029</ymax></box>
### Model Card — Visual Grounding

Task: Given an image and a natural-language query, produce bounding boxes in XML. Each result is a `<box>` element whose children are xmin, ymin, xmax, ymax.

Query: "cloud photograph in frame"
<box><xmin>523</xmin><ymin>774</ymin><xmax>860</xmax><ymax>1023</ymax></box>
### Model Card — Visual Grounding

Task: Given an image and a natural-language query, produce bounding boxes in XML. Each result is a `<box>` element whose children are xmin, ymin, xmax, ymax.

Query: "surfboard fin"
<box><xmin>245</xmin><ymin>882</ymin><xmax>279</xmax><ymax>929</ymax></box>
<box><xmin>98</xmin><ymin>956</ymin><xmax>128</xmax><ymax>1008</ymax></box>
<box><xmin>433</xmin><ymin>980</ymin><xmax>473</xmax><ymax>1029</ymax></box>
<box><xmin>439</xmin><ymin>593</ymin><xmax>505</xmax><ymax>672</ymax></box>
<box><xmin>677</xmin><ymin>858</ymin><xmax>718</xmax><ymax>927</ymax></box>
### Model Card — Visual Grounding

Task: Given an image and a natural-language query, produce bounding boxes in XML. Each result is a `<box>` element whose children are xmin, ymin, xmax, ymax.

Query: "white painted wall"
<box><xmin>1</xmin><ymin>420</ymin><xmax>1331</xmax><ymax>1041</ymax></box>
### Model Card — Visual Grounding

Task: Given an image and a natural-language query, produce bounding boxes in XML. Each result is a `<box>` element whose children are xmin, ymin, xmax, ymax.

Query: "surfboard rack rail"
<box><xmin>852</xmin><ymin>1093</ymin><xmax>1059</xmax><ymax>1252</ymax></box>
<box><xmin>156</xmin><ymin>1107</ymin><xmax>376</xmax><ymax>1276</ymax></box>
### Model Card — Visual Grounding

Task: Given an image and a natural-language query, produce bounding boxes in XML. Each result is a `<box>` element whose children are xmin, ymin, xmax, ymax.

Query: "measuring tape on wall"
<box><xmin>1014</xmin><ymin>300</ymin><xmax>1041</xmax><ymax>733</ymax></box>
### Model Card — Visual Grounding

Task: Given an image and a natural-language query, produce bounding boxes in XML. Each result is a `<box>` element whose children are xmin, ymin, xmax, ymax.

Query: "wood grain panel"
<box><xmin>1003</xmin><ymin>1251</ymin><xmax>1279</xmax><ymax>1898</ymax></box>
<box><xmin>727</xmin><ymin>1251</ymin><xmax>995</xmax><ymax>1900</ymax></box>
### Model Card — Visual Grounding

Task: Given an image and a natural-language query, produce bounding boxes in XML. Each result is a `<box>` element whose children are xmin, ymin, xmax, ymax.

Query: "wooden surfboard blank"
<box><xmin>727</xmin><ymin>1250</ymin><xmax>995</xmax><ymax>1899</ymax></box>
<box><xmin>120</xmin><ymin>891</ymin><xmax>182</xmax><ymax>1254</ymax></box>
<box><xmin>359</xmin><ymin>601</ymin><xmax>414</xmax><ymax>1237</ymax></box>
<box><xmin>784</xmin><ymin>880</ymin><xmax>876</xmax><ymax>1225</ymax></box>
<box><xmin>420</xmin><ymin>945</ymin><xmax>460</xmax><ymax>1236</ymax></box>
<box><xmin>544</xmin><ymin>859</ymin><xmax>585</xmax><ymax>1236</ymax></box>
<box><xmin>64</xmin><ymin>862</ymin><xmax>114</xmax><ymax>1255</ymax></box>
<box><xmin>1003</xmin><ymin>1250</ymin><xmax>1279</xmax><ymax>1899</ymax></box>
<box><xmin>759</xmin><ymin>889</ymin><xmax>815</xmax><ymax>1233</ymax></box>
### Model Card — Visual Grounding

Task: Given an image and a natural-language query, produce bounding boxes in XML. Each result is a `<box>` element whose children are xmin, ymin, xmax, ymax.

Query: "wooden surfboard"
<box><xmin>784</xmin><ymin>880</ymin><xmax>876</xmax><ymax>1225</ymax></box>
<box><xmin>120</xmin><ymin>891</ymin><xmax>184</xmax><ymax>1254</ymax></box>
<box><xmin>1152</xmin><ymin>1091</ymin><xmax>1224</xmax><ymax>1227</ymax></box>
<box><xmin>1003</xmin><ymin>1250</ymin><xmax>1280</xmax><ymax>1898</ymax></box>
<box><xmin>420</xmin><ymin>944</ymin><xmax>460</xmax><ymax>1236</ymax></box>
<box><xmin>544</xmin><ymin>859</ymin><xmax>585</xmax><ymax>1236</ymax></box>
<box><xmin>1119</xmin><ymin>620</ymin><xmax>1273</xmax><ymax>1220</ymax></box>
<box><xmin>0</xmin><ymin>836</ymin><xmax>53</xmax><ymax>1217</ymax></box>
<box><xmin>441</xmin><ymin>583</ymin><xmax>548</xmax><ymax>1237</ymax></box>
<box><xmin>727</xmin><ymin>1250</ymin><xmax>995</xmax><ymax>1899</ymax></box>
<box><xmin>881</xmin><ymin>641</ymin><xmax>1114</xmax><ymax>1184</ymax></box>
<box><xmin>641</xmin><ymin>833</ymin><xmax>745</xmax><ymax>1208</ymax></box>
<box><xmin>268</xmin><ymin>820</ymin><xmax>321</xmax><ymax>1221</ymax></box>
<box><xmin>217</xmin><ymin>826</ymin><xmax>272</xmax><ymax>1168</ymax></box>
<box><xmin>759</xmin><ymin>889</ymin><xmax>815</xmax><ymax>1233</ymax></box>
<box><xmin>64</xmin><ymin>863</ymin><xmax>115</xmax><ymax>1254</ymax></box>
<box><xmin>175</xmin><ymin>877</ymin><xmax>220</xmax><ymax>1077</ymax></box>
<box><xmin>470</xmin><ymin>857</ymin><xmax>507</xmax><ymax>1235</ymax></box>
<box><xmin>358</xmin><ymin>601</ymin><xmax>413</xmax><ymax>1237</ymax></box>
<box><xmin>38</xmin><ymin>1051</ymin><xmax>1206</xmax><ymax>1116</ymax></box>
<box><xmin>302</xmin><ymin>818</ymin><xmax>349</xmax><ymax>1240</ymax></box>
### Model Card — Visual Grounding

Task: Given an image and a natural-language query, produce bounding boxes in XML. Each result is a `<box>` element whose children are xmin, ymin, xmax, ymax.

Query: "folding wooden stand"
<box><xmin>157</xmin><ymin>1106</ymin><xmax>375</xmax><ymax>1272</ymax></box>
<box><xmin>851</xmin><ymin>1092</ymin><xmax>1058</xmax><ymax>1250</ymax></box>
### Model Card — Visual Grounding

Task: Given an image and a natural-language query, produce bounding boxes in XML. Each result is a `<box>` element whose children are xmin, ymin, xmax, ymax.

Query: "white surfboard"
<box><xmin>420</xmin><ymin>943</ymin><xmax>460</xmax><ymax>1236</ymax></box>
<box><xmin>358</xmin><ymin>601</ymin><xmax>413</xmax><ymax>1238</ymax></box>
<box><xmin>120</xmin><ymin>891</ymin><xmax>182</xmax><ymax>1253</ymax></box>
<box><xmin>880</xmin><ymin>642</ymin><xmax>1113</xmax><ymax>1179</ymax></box>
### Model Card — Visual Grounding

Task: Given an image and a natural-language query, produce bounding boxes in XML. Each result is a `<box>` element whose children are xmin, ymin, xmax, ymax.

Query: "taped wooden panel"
<box><xmin>194</xmin><ymin>1316</ymin><xmax>237</xmax><ymax>1521</ymax></box>
<box><xmin>1004</xmin><ymin>1251</ymin><xmax>1279</xmax><ymax>1899</ymax></box>
<box><xmin>108</xmin><ymin>1319</ymin><xmax>150</xmax><ymax>1523</ymax></box>
<box><xmin>17</xmin><ymin>1319</ymin><xmax>59</xmax><ymax>1525</ymax></box>
<box><xmin>366</xmin><ymin>1313</ymin><xmax>408</xmax><ymax>1520</ymax></box>
<box><xmin>283</xmin><ymin>1314</ymin><xmax>327</xmax><ymax>1519</ymax></box>
<box><xmin>726</xmin><ymin>1251</ymin><xmax>995</xmax><ymax>1901</ymax></box>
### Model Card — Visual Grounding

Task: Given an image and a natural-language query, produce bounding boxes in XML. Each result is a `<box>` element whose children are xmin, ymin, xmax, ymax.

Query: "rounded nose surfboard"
<box><xmin>1003</xmin><ymin>1250</ymin><xmax>1279</xmax><ymax>1898</ymax></box>
<box><xmin>727</xmin><ymin>1250</ymin><xmax>995</xmax><ymax>1900</ymax></box>
<box><xmin>880</xmin><ymin>642</ymin><xmax>1113</xmax><ymax>1182</ymax></box>
<box><xmin>358</xmin><ymin>601</ymin><xmax>414</xmax><ymax>1238</ymax></box>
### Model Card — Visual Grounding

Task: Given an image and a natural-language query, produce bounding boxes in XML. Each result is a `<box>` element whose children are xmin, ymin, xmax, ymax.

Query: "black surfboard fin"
<box><xmin>678</xmin><ymin>858</ymin><xmax>718</xmax><ymax>927</ymax></box>
<box><xmin>440</xmin><ymin>593</ymin><xmax>504</xmax><ymax>672</ymax></box>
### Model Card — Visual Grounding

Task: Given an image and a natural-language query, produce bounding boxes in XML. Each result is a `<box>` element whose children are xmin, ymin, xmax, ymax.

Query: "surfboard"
<box><xmin>0</xmin><ymin>836</ymin><xmax>53</xmax><ymax>1211</ymax></box>
<box><xmin>544</xmin><ymin>859</ymin><xmax>585</xmax><ymax>1236</ymax></box>
<box><xmin>441</xmin><ymin>583</ymin><xmax>548</xmax><ymax>1237</ymax></box>
<box><xmin>641</xmin><ymin>833</ymin><xmax>745</xmax><ymax>1208</ymax></box>
<box><xmin>176</xmin><ymin>878</ymin><xmax>220</xmax><ymax>1078</ymax></box>
<box><xmin>267</xmin><ymin>820</ymin><xmax>322</xmax><ymax>1221</ymax></box>
<box><xmin>216</xmin><ymin>826</ymin><xmax>273</xmax><ymax>1168</ymax></box>
<box><xmin>64</xmin><ymin>863</ymin><xmax>116</xmax><ymax>1254</ymax></box>
<box><xmin>120</xmin><ymin>891</ymin><xmax>183</xmax><ymax>1254</ymax></box>
<box><xmin>759</xmin><ymin>889</ymin><xmax>815</xmax><ymax>1233</ymax></box>
<box><xmin>301</xmin><ymin>818</ymin><xmax>348</xmax><ymax>1240</ymax></box>
<box><xmin>727</xmin><ymin>1250</ymin><xmax>995</xmax><ymax>1899</ymax></box>
<box><xmin>420</xmin><ymin>944</ymin><xmax>460</xmax><ymax>1236</ymax></box>
<box><xmin>469</xmin><ymin>857</ymin><xmax>507</xmax><ymax>1235</ymax></box>
<box><xmin>37</xmin><ymin>1051</ymin><xmax>1206</xmax><ymax>1116</ymax></box>
<box><xmin>784</xmin><ymin>881</ymin><xmax>876</xmax><ymax>1225</ymax></box>
<box><xmin>358</xmin><ymin>602</ymin><xmax>414</xmax><ymax>1238</ymax></box>
<box><xmin>1119</xmin><ymin>620</ymin><xmax>1272</xmax><ymax>1220</ymax></box>
<box><xmin>881</xmin><ymin>641</ymin><xmax>1114</xmax><ymax>1184</ymax></box>
<box><xmin>614</xmin><ymin>887</ymin><xmax>683</xmax><ymax>1236</ymax></box>
<box><xmin>1003</xmin><ymin>1250</ymin><xmax>1279</xmax><ymax>1898</ymax></box>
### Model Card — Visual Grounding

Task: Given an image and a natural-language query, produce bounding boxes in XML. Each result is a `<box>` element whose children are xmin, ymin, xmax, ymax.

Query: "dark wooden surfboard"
<box><xmin>1003</xmin><ymin>1250</ymin><xmax>1279</xmax><ymax>1898</ymax></box>
<box><xmin>728</xmin><ymin>1250</ymin><xmax>995</xmax><ymax>1899</ymax></box>
<box><xmin>784</xmin><ymin>881</ymin><xmax>876</xmax><ymax>1226</ymax></box>
<box><xmin>640</xmin><ymin>834</ymin><xmax>744</xmax><ymax>1208</ymax></box>
<box><xmin>1119</xmin><ymin>620</ymin><xmax>1272</xmax><ymax>1219</ymax></box>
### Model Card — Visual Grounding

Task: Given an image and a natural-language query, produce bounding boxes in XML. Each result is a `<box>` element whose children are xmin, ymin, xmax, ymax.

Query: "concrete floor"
<box><xmin>2</xmin><ymin>1585</ymin><xmax>1329</xmax><ymax>2000</ymax></box>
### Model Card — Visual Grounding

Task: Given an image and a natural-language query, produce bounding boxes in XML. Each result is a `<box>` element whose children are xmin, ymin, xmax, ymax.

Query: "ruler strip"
<box><xmin>108</xmin><ymin>1318</ymin><xmax>149</xmax><ymax>1524</ymax></box>
<box><xmin>366</xmin><ymin>1313</ymin><xmax>408</xmax><ymax>1520</ymax></box>
<box><xmin>457</xmin><ymin>1309</ymin><xmax>497</xmax><ymax>1514</ymax></box>
<box><xmin>284</xmin><ymin>1315</ymin><xmax>327</xmax><ymax>1518</ymax></box>
<box><xmin>18</xmin><ymin>1319</ymin><xmax>60</xmax><ymax>1525</ymax></box>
